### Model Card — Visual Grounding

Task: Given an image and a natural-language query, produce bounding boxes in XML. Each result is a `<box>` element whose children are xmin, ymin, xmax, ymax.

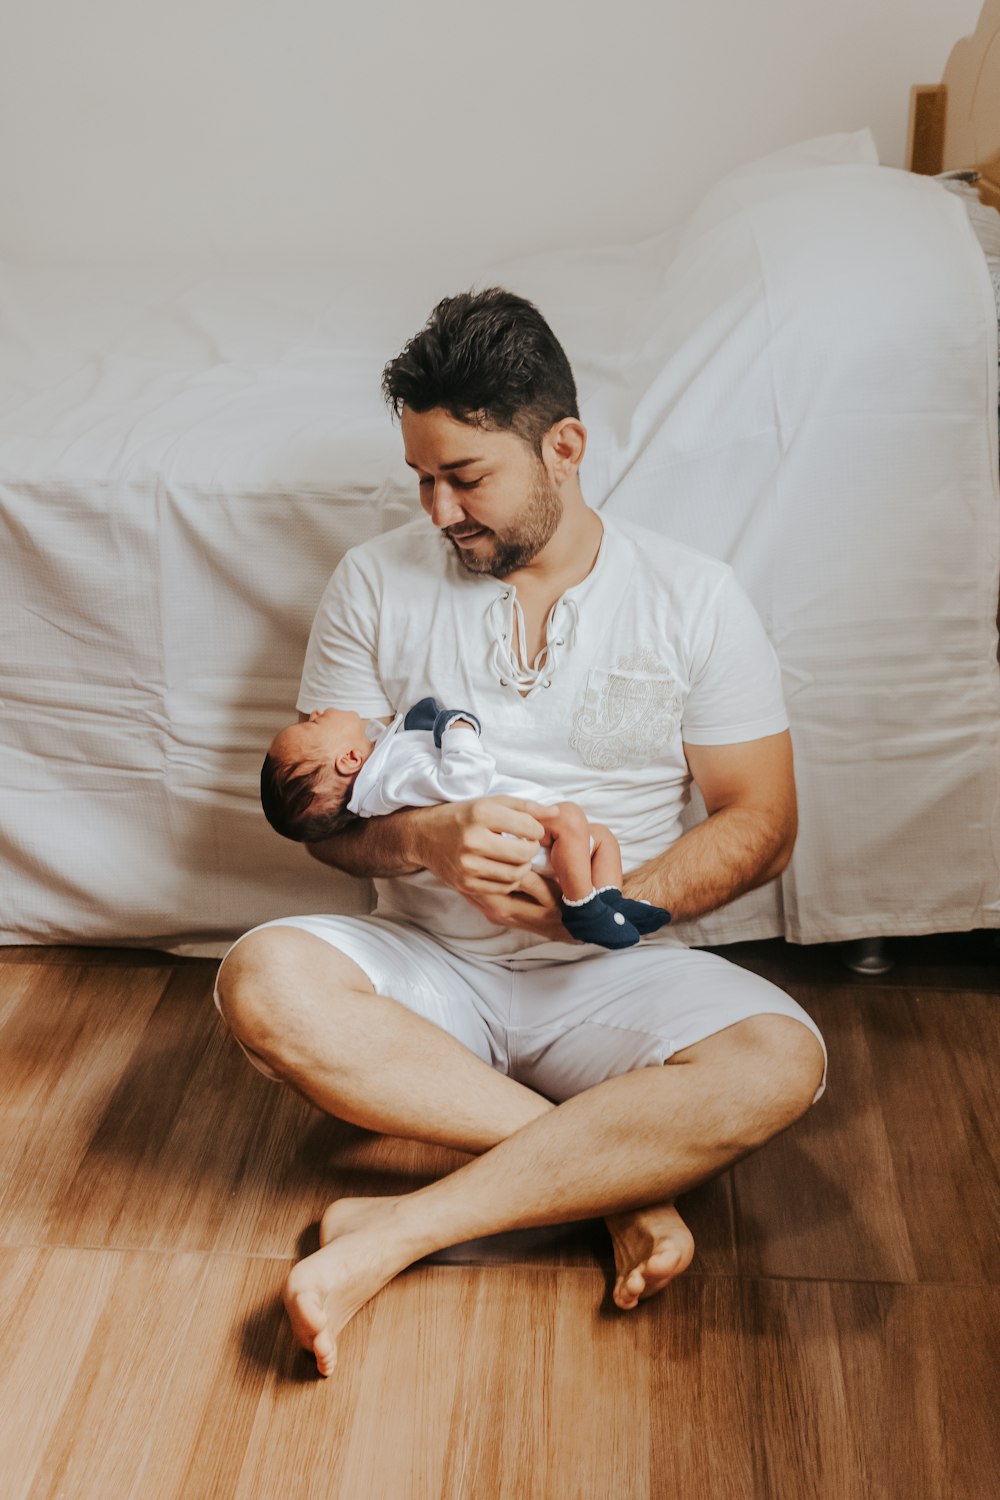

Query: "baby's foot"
<box><xmin>560</xmin><ymin>890</ymin><xmax>639</xmax><ymax>949</ymax></box>
<box><xmin>599</xmin><ymin>887</ymin><xmax>672</xmax><ymax>936</ymax></box>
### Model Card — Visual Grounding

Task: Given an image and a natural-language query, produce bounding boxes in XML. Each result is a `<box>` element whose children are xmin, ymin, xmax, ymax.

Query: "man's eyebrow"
<box><xmin>404</xmin><ymin>457</ymin><xmax>485</xmax><ymax>472</ymax></box>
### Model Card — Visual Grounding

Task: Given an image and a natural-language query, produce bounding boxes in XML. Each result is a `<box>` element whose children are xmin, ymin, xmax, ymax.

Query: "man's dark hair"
<box><xmin>260</xmin><ymin>753</ymin><xmax>350</xmax><ymax>843</ymax></box>
<box><xmin>381</xmin><ymin>287</ymin><xmax>579</xmax><ymax>454</ymax></box>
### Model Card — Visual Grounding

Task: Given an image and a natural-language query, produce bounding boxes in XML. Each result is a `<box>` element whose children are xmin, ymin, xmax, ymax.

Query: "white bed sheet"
<box><xmin>1</xmin><ymin>132</ymin><xmax>998</xmax><ymax>953</ymax></box>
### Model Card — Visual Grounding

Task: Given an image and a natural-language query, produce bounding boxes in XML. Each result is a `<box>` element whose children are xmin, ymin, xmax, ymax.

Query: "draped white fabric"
<box><xmin>1</xmin><ymin>132</ymin><xmax>997</xmax><ymax>953</ymax></box>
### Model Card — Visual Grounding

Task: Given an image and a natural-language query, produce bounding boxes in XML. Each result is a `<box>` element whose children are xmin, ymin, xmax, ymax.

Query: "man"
<box><xmin>216</xmin><ymin>288</ymin><xmax>827</xmax><ymax>1378</ymax></box>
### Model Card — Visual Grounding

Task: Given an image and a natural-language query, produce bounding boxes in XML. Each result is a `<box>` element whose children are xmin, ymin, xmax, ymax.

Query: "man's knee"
<box><xmin>216</xmin><ymin>926</ymin><xmax>368</xmax><ymax>1054</ymax></box>
<box><xmin>218</xmin><ymin>929</ymin><xmax>291</xmax><ymax>1037</ymax></box>
<box><xmin>675</xmin><ymin>1012</ymin><xmax>825</xmax><ymax>1143</ymax></box>
<box><xmin>731</xmin><ymin>1014</ymin><xmax>826</xmax><ymax>1125</ymax></box>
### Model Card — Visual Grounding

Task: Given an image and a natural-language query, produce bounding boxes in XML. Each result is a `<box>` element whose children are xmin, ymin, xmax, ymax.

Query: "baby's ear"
<box><xmin>335</xmin><ymin>748</ymin><xmax>362</xmax><ymax>775</ymax></box>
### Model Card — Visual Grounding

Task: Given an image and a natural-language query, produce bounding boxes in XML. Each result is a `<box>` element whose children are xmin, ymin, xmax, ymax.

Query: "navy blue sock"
<box><xmin>599</xmin><ymin>887</ymin><xmax>672</xmax><ymax>936</ymax></box>
<box><xmin>560</xmin><ymin>890</ymin><xmax>639</xmax><ymax>949</ymax></box>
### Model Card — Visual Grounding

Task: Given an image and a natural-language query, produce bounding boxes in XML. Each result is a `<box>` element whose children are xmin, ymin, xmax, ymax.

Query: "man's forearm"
<box><xmin>621</xmin><ymin>806</ymin><xmax>793</xmax><ymax>925</ymax></box>
<box><xmin>305</xmin><ymin>809</ymin><xmax>425</xmax><ymax>879</ymax></box>
<box><xmin>305</xmin><ymin>795</ymin><xmax>547</xmax><ymax>897</ymax></box>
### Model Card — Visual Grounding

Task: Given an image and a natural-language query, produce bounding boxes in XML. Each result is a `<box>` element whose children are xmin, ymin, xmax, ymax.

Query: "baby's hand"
<box><xmin>433</xmin><ymin>707</ymin><xmax>482</xmax><ymax>743</ymax></box>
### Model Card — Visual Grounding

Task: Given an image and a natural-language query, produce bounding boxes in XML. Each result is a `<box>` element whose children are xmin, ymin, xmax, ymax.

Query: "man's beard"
<box><xmin>444</xmin><ymin>470</ymin><xmax>563</xmax><ymax>576</ymax></box>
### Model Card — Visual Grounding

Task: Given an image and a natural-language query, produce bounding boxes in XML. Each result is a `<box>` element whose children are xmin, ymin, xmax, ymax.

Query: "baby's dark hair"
<box><xmin>381</xmin><ymin>287</ymin><xmax>579</xmax><ymax>456</ymax></box>
<box><xmin>260</xmin><ymin>752</ymin><xmax>351</xmax><ymax>842</ymax></box>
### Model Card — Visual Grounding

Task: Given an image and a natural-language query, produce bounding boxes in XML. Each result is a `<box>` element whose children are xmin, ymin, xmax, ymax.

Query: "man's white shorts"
<box><xmin>215</xmin><ymin>914</ymin><xmax>827</xmax><ymax>1104</ymax></box>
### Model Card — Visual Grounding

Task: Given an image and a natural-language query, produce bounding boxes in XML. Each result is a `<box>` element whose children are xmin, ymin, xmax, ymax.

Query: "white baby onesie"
<box><xmin>347</xmin><ymin>715</ymin><xmax>551</xmax><ymax>819</ymax></box>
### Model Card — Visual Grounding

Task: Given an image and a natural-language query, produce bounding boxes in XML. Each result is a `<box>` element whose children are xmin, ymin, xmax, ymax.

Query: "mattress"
<box><xmin>1</xmin><ymin>132</ymin><xmax>998</xmax><ymax>953</ymax></box>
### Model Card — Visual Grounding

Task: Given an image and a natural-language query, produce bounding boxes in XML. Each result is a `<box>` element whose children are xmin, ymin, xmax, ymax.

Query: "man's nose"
<box><xmin>429</xmin><ymin>482</ymin><xmax>466</xmax><ymax>528</ymax></box>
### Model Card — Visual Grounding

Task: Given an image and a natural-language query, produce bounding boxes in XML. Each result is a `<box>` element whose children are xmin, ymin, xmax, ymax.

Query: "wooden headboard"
<box><xmin>908</xmin><ymin>0</ymin><xmax>1000</xmax><ymax>209</ymax></box>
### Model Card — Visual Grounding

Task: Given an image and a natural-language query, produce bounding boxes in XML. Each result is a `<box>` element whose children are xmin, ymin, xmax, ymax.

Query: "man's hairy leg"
<box><xmin>244</xmin><ymin>932</ymin><xmax>824</xmax><ymax>1376</ymax></box>
<box><xmin>217</xmin><ymin>927</ymin><xmax>695</xmax><ymax>1345</ymax></box>
<box><xmin>286</xmin><ymin>1016</ymin><xmax>823</xmax><ymax>1375</ymax></box>
<box><xmin>216</xmin><ymin>927</ymin><xmax>555</xmax><ymax>1150</ymax></box>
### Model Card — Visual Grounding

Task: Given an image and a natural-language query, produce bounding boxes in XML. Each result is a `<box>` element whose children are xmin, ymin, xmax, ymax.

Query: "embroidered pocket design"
<box><xmin>570</xmin><ymin>652</ymin><xmax>683</xmax><ymax>771</ymax></box>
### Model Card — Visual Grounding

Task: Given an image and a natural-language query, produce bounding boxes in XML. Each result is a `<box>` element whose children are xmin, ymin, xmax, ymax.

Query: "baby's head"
<box><xmin>261</xmin><ymin>708</ymin><xmax>375</xmax><ymax>841</ymax></box>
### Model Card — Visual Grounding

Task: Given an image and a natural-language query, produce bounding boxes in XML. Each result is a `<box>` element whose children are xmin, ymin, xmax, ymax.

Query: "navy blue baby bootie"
<box><xmin>599</xmin><ymin>887</ymin><xmax>671</xmax><ymax>936</ymax></box>
<box><xmin>560</xmin><ymin>890</ymin><xmax>640</xmax><ymax>949</ymax></box>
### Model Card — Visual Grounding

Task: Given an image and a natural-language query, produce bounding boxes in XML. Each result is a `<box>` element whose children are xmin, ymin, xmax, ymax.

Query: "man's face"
<box><xmin>401</xmin><ymin>406</ymin><xmax>562</xmax><ymax>576</ymax></box>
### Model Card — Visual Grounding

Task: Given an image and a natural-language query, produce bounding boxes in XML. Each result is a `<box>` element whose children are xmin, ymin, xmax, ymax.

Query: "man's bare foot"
<box><xmin>288</xmin><ymin>1194</ymin><xmax>693</xmax><ymax>1372</ymax></box>
<box><xmin>605</xmin><ymin>1200</ymin><xmax>695</xmax><ymax>1310</ymax></box>
<box><xmin>319</xmin><ymin>1194</ymin><xmax>403</xmax><ymax>1247</ymax></box>
<box><xmin>285</xmin><ymin>1198</ymin><xmax>409</xmax><ymax>1377</ymax></box>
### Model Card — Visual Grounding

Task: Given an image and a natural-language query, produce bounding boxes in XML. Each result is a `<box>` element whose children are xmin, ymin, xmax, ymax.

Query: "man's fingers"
<box><xmin>479</xmin><ymin>832</ymin><xmax>540</xmax><ymax>864</ymax></box>
<box><xmin>464</xmin><ymin>863</ymin><xmax>536</xmax><ymax>892</ymax></box>
<box><xmin>481</xmin><ymin>797</ymin><xmax>548</xmax><ymax>841</ymax></box>
<box><xmin>470</xmin><ymin>871</ymin><xmax>559</xmax><ymax>906</ymax></box>
<box><xmin>468</xmin><ymin>882</ymin><xmax>567</xmax><ymax>940</ymax></box>
<box><xmin>513</xmin><ymin>870</ymin><xmax>561</xmax><ymax>908</ymax></box>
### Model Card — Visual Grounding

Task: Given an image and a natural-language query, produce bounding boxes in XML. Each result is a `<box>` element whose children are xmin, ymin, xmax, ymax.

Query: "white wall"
<box><xmin>0</xmin><ymin>0</ymin><xmax>983</xmax><ymax>265</ymax></box>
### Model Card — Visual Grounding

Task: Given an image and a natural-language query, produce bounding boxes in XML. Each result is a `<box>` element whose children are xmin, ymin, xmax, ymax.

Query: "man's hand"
<box><xmin>406</xmin><ymin>797</ymin><xmax>569</xmax><ymax>939</ymax></box>
<box><xmin>406</xmin><ymin>795</ymin><xmax>550</xmax><ymax>895</ymax></box>
<box><xmin>467</xmin><ymin>870</ymin><xmax>568</xmax><ymax>941</ymax></box>
<box><xmin>304</xmin><ymin>791</ymin><xmax>571</xmax><ymax>938</ymax></box>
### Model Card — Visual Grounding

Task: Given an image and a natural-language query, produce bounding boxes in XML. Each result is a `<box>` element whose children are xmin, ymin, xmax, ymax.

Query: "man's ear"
<box><xmin>543</xmin><ymin>418</ymin><xmax>587</xmax><ymax>483</ymax></box>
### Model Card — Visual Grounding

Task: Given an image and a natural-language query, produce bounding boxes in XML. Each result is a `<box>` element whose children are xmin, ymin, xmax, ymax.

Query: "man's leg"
<box><xmin>219</xmin><ymin>924</ymin><xmax>697</xmax><ymax>1319</ymax></box>
<box><xmin>289</xmin><ymin>1021</ymin><xmax>822</xmax><ymax>1374</ymax></box>
<box><xmin>218</xmin><ymin>925</ymin><xmax>823</xmax><ymax>1376</ymax></box>
<box><xmin>216</xmin><ymin>925</ymin><xmax>556</xmax><ymax>1150</ymax></box>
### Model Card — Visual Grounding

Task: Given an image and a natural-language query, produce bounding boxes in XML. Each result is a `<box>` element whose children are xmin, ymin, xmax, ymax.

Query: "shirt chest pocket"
<box><xmin>569</xmin><ymin>665</ymin><xmax>684</xmax><ymax>771</ymax></box>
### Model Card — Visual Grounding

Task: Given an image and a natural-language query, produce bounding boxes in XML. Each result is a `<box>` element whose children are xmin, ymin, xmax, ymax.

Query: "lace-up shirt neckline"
<box><xmin>485</xmin><ymin>522</ymin><xmax>607</xmax><ymax>700</ymax></box>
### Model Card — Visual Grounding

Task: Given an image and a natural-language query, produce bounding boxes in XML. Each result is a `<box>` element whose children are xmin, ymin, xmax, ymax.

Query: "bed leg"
<box><xmin>840</xmin><ymin>936</ymin><xmax>895</xmax><ymax>975</ymax></box>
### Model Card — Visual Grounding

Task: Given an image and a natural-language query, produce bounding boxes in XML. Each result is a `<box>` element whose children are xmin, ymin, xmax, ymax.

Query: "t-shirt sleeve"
<box><xmin>296</xmin><ymin>551</ymin><xmax>395</xmax><ymax>718</ymax></box>
<box><xmin>681</xmin><ymin>568</ymin><xmax>789</xmax><ymax>745</ymax></box>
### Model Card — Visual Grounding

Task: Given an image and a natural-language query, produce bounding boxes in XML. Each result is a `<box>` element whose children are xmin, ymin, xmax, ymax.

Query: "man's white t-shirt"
<box><xmin>298</xmin><ymin>512</ymin><xmax>789</xmax><ymax>962</ymax></box>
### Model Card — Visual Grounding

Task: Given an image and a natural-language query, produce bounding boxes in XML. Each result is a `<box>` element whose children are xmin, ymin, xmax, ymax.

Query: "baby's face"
<box><xmin>269</xmin><ymin>708</ymin><xmax>371</xmax><ymax>780</ymax></box>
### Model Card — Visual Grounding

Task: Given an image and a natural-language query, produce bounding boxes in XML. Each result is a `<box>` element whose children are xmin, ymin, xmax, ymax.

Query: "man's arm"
<box><xmin>466</xmin><ymin>731</ymin><xmax>796</xmax><ymax>940</ymax></box>
<box><xmin>620</xmin><ymin>730</ymin><xmax>797</xmax><ymax>923</ymax></box>
<box><xmin>298</xmin><ymin>706</ymin><xmax>547</xmax><ymax>885</ymax></box>
<box><xmin>304</xmin><ymin>797</ymin><xmax>549</xmax><ymax>891</ymax></box>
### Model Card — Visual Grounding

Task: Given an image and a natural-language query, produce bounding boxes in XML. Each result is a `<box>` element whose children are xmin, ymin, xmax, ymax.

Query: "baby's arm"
<box><xmin>434</xmin><ymin>721</ymin><xmax>498</xmax><ymax>799</ymax></box>
<box><xmin>373</xmin><ymin>720</ymin><xmax>497</xmax><ymax>809</ymax></box>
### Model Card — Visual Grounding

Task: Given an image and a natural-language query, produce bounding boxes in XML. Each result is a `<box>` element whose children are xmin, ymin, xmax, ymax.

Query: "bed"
<box><xmin>2</xmin><ymin>15</ymin><xmax>999</xmax><ymax>957</ymax></box>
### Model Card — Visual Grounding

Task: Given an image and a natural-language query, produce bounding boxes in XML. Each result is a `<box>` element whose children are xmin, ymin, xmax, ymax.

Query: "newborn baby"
<box><xmin>261</xmin><ymin>697</ymin><xmax>671</xmax><ymax>949</ymax></box>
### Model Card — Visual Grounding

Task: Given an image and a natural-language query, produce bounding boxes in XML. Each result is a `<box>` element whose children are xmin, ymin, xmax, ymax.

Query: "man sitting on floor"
<box><xmin>215</xmin><ymin>287</ymin><xmax>828</xmax><ymax>1378</ymax></box>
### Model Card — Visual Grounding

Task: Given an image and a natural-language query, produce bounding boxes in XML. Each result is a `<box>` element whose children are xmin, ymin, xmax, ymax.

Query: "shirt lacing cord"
<box><xmin>486</xmin><ymin>590</ymin><xmax>580</xmax><ymax>698</ymax></box>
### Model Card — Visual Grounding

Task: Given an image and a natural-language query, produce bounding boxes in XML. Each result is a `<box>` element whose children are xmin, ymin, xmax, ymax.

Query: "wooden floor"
<box><xmin>0</xmin><ymin>933</ymin><xmax>997</xmax><ymax>1500</ymax></box>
